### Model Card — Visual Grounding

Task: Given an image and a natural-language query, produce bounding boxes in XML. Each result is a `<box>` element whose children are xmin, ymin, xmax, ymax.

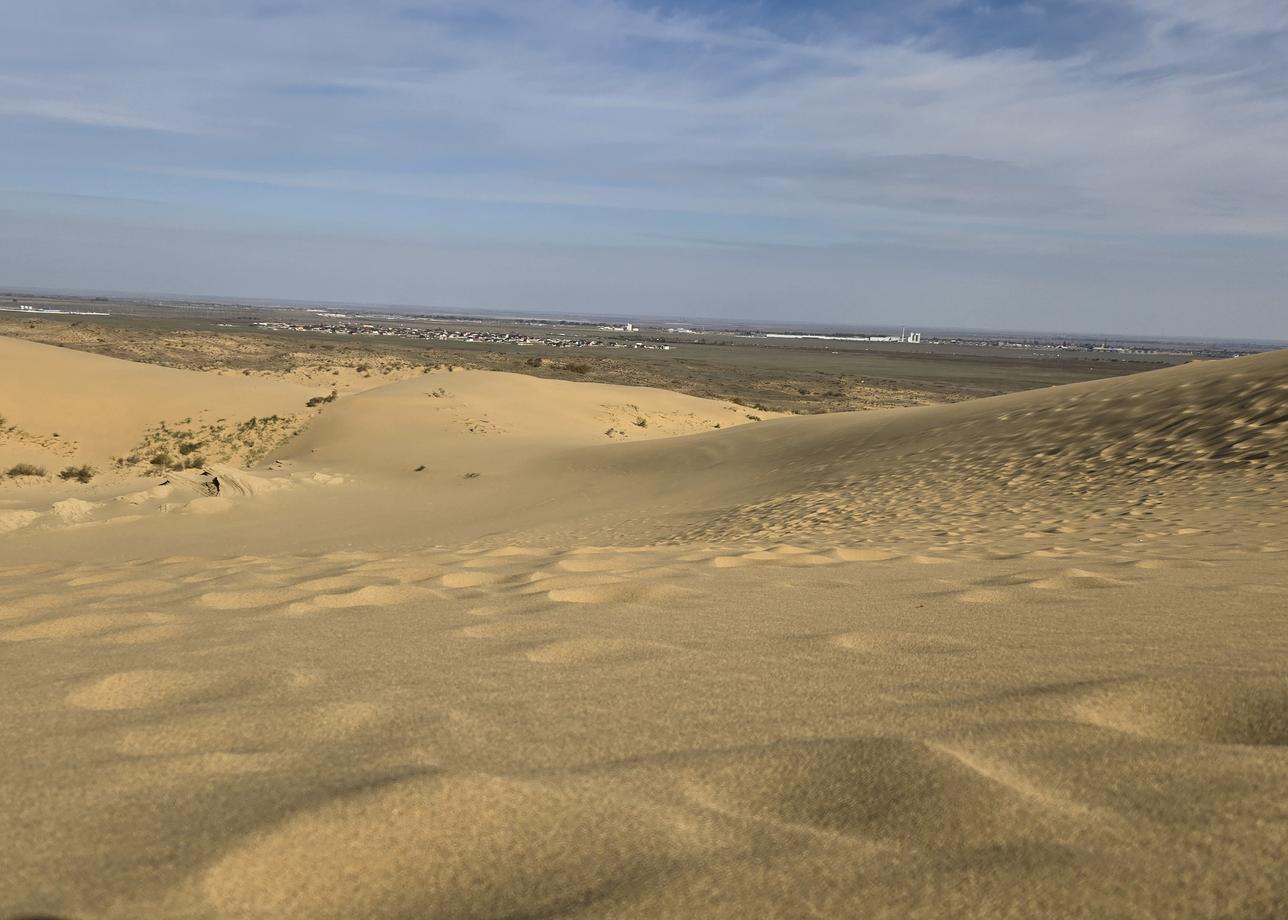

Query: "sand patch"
<box><xmin>66</xmin><ymin>669</ymin><xmax>228</xmax><ymax>711</ymax></box>
<box><xmin>201</xmin><ymin>773</ymin><xmax>707</xmax><ymax>920</ymax></box>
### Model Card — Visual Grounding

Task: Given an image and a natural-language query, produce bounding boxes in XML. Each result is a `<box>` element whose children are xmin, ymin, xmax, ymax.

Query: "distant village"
<box><xmin>250</xmin><ymin>317</ymin><xmax>672</xmax><ymax>350</ymax></box>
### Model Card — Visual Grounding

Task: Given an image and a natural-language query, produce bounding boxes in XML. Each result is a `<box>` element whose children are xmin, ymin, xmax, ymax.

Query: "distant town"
<box><xmin>251</xmin><ymin>315</ymin><xmax>673</xmax><ymax>350</ymax></box>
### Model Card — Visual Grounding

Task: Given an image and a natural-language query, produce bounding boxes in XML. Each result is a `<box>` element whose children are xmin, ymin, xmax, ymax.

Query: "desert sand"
<box><xmin>2</xmin><ymin>335</ymin><xmax>1286</xmax><ymax>918</ymax></box>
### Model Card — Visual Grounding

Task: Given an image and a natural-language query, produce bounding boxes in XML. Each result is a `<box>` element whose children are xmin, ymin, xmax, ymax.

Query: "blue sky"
<box><xmin>2</xmin><ymin>0</ymin><xmax>1286</xmax><ymax>337</ymax></box>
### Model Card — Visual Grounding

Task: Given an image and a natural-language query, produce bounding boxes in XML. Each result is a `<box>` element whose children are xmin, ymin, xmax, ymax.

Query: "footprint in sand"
<box><xmin>310</xmin><ymin>584</ymin><xmax>440</xmax><ymax>609</ymax></box>
<box><xmin>830</xmin><ymin>547</ymin><xmax>902</xmax><ymax>562</ymax></box>
<box><xmin>545</xmin><ymin>581</ymin><xmax>655</xmax><ymax>604</ymax></box>
<box><xmin>439</xmin><ymin>570</ymin><xmax>508</xmax><ymax>589</ymax></box>
<box><xmin>200</xmin><ymin>588</ymin><xmax>306</xmax><ymax>610</ymax></box>
<box><xmin>66</xmin><ymin>669</ymin><xmax>230</xmax><ymax>711</ymax></box>
<box><xmin>955</xmin><ymin>588</ymin><xmax>1011</xmax><ymax>604</ymax></box>
<box><xmin>453</xmin><ymin>621</ymin><xmax>547</xmax><ymax>640</ymax></box>
<box><xmin>1071</xmin><ymin>675</ymin><xmax>1288</xmax><ymax>746</ymax></box>
<box><xmin>1</xmin><ymin>612</ymin><xmax>175</xmax><ymax>642</ymax></box>
<box><xmin>200</xmin><ymin>772</ymin><xmax>709</xmax><ymax>920</ymax></box>
<box><xmin>523</xmin><ymin>637</ymin><xmax>668</xmax><ymax>664</ymax></box>
<box><xmin>831</xmin><ymin>631</ymin><xmax>975</xmax><ymax>656</ymax></box>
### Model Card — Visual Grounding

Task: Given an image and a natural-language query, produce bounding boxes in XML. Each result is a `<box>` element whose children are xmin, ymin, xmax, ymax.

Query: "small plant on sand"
<box><xmin>58</xmin><ymin>465</ymin><xmax>96</xmax><ymax>484</ymax></box>
<box><xmin>306</xmin><ymin>390</ymin><xmax>338</xmax><ymax>408</ymax></box>
<box><xmin>634</xmin><ymin>417</ymin><xmax>648</xmax><ymax>428</ymax></box>
<box><xmin>177</xmin><ymin>441</ymin><xmax>204</xmax><ymax>455</ymax></box>
<box><xmin>463</xmin><ymin>471</ymin><xmax>481</xmax><ymax>479</ymax></box>
<box><xmin>6</xmin><ymin>463</ymin><xmax>46</xmax><ymax>478</ymax></box>
<box><xmin>150</xmin><ymin>451</ymin><xmax>174</xmax><ymax>468</ymax></box>
<box><xmin>746</xmin><ymin>414</ymin><xmax>762</xmax><ymax>422</ymax></box>
<box><xmin>414</xmin><ymin>465</ymin><xmax>427</xmax><ymax>472</ymax></box>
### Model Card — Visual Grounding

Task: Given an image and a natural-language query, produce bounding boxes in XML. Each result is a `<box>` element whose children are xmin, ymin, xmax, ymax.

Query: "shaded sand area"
<box><xmin>2</xmin><ymin>338</ymin><xmax>1287</xmax><ymax>918</ymax></box>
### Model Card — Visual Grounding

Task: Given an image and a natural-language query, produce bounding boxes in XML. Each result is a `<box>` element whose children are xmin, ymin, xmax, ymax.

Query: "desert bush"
<box><xmin>633</xmin><ymin>417</ymin><xmax>648</xmax><ymax>428</ymax></box>
<box><xmin>150</xmin><ymin>452</ymin><xmax>173</xmax><ymax>467</ymax></box>
<box><xmin>178</xmin><ymin>441</ymin><xmax>203</xmax><ymax>455</ymax></box>
<box><xmin>6</xmin><ymin>463</ymin><xmax>45</xmax><ymax>478</ymax></box>
<box><xmin>565</xmin><ymin>362</ymin><xmax>591</xmax><ymax>375</ymax></box>
<box><xmin>463</xmin><ymin>471</ymin><xmax>481</xmax><ymax>479</ymax></box>
<box><xmin>525</xmin><ymin>356</ymin><xmax>544</xmax><ymax>367</ymax></box>
<box><xmin>306</xmin><ymin>390</ymin><xmax>338</xmax><ymax>408</ymax></box>
<box><xmin>58</xmin><ymin>465</ymin><xmax>95</xmax><ymax>483</ymax></box>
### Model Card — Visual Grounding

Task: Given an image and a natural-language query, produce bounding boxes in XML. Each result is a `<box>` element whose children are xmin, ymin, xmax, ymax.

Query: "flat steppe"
<box><xmin>2</xmin><ymin>333</ymin><xmax>1286</xmax><ymax>919</ymax></box>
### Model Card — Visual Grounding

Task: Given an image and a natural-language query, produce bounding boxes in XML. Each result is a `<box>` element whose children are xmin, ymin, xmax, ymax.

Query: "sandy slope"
<box><xmin>0</xmin><ymin>336</ymin><xmax>313</xmax><ymax>473</ymax></box>
<box><xmin>1</xmin><ymin>343</ymin><xmax>1286</xmax><ymax>919</ymax></box>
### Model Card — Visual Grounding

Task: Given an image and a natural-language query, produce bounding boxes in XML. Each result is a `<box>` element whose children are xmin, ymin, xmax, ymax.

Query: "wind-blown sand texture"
<box><xmin>2</xmin><ymin>337</ymin><xmax>1286</xmax><ymax>919</ymax></box>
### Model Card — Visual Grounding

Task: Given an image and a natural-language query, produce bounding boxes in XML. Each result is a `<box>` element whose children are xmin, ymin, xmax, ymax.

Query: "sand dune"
<box><xmin>0</xmin><ymin>336</ymin><xmax>313</xmax><ymax>475</ymax></box>
<box><xmin>276</xmin><ymin>367</ymin><xmax>774</xmax><ymax>475</ymax></box>
<box><xmin>1</xmin><ymin>341</ymin><xmax>1286</xmax><ymax>918</ymax></box>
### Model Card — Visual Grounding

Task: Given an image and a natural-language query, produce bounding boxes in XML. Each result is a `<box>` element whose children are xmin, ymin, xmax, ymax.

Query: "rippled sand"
<box><xmin>2</xmin><ymin>341</ymin><xmax>1286</xmax><ymax>918</ymax></box>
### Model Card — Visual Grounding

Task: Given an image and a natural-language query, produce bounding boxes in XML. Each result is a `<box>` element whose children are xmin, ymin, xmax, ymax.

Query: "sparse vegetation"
<box><xmin>463</xmin><ymin>471</ymin><xmax>481</xmax><ymax>479</ymax></box>
<box><xmin>178</xmin><ymin>441</ymin><xmax>204</xmax><ymax>455</ymax></box>
<box><xmin>58</xmin><ymin>465</ymin><xmax>95</xmax><ymax>484</ymax></box>
<box><xmin>565</xmin><ymin>362</ymin><xmax>591</xmax><ymax>375</ymax></box>
<box><xmin>526</xmin><ymin>356</ymin><xmax>544</xmax><ymax>367</ymax></box>
<box><xmin>414</xmin><ymin>465</ymin><xmax>427</xmax><ymax>472</ymax></box>
<box><xmin>634</xmin><ymin>417</ymin><xmax>648</xmax><ymax>428</ymax></box>
<box><xmin>6</xmin><ymin>463</ymin><xmax>46</xmax><ymax>478</ymax></box>
<box><xmin>306</xmin><ymin>390</ymin><xmax>339</xmax><ymax>408</ymax></box>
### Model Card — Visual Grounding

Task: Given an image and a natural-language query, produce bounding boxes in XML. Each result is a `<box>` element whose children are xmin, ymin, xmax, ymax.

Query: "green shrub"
<box><xmin>6</xmin><ymin>463</ymin><xmax>45</xmax><ymax>478</ymax></box>
<box><xmin>58</xmin><ymin>465</ymin><xmax>95</xmax><ymax>483</ymax></box>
